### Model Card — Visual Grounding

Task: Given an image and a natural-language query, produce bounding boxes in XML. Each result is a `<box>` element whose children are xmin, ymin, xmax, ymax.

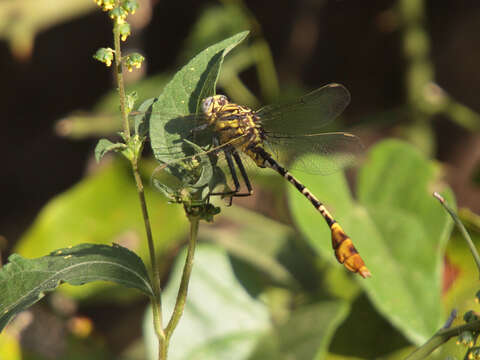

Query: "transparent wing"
<box><xmin>151</xmin><ymin>140</ymin><xmax>227</xmax><ymax>201</ymax></box>
<box><xmin>257</xmin><ymin>83</ymin><xmax>351</xmax><ymax>135</ymax></box>
<box><xmin>150</xmin><ymin>137</ymin><xmax>252</xmax><ymax>201</ymax></box>
<box><xmin>265</xmin><ymin>132</ymin><xmax>363</xmax><ymax>175</ymax></box>
<box><xmin>130</xmin><ymin>111</ymin><xmax>212</xmax><ymax>163</ymax></box>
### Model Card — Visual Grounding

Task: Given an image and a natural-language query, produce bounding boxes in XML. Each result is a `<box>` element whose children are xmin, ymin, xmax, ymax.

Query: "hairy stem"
<box><xmin>112</xmin><ymin>12</ymin><xmax>130</xmax><ymax>140</ymax></box>
<box><xmin>132</xmin><ymin>162</ymin><xmax>165</xmax><ymax>353</ymax></box>
<box><xmin>111</xmin><ymin>2</ymin><xmax>164</xmax><ymax>358</ymax></box>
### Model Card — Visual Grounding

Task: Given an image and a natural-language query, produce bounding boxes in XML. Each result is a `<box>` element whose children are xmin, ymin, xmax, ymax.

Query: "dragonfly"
<box><xmin>136</xmin><ymin>83</ymin><xmax>371</xmax><ymax>278</ymax></box>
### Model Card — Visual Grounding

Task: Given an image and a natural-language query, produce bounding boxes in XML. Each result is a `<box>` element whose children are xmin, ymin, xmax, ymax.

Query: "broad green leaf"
<box><xmin>289</xmin><ymin>139</ymin><xmax>454</xmax><ymax>344</ymax></box>
<box><xmin>144</xmin><ymin>244</ymin><xmax>270</xmax><ymax>360</ymax></box>
<box><xmin>14</xmin><ymin>160</ymin><xmax>186</xmax><ymax>301</ymax></box>
<box><xmin>328</xmin><ymin>294</ymin><xmax>410</xmax><ymax>358</ymax></box>
<box><xmin>147</xmin><ymin>31</ymin><xmax>249</xmax><ymax>164</ymax></box>
<box><xmin>443</xmin><ymin>230</ymin><xmax>480</xmax><ymax>314</ymax></box>
<box><xmin>0</xmin><ymin>243</ymin><xmax>153</xmax><ymax>332</ymax></box>
<box><xmin>207</xmin><ymin>205</ymin><xmax>299</xmax><ymax>290</ymax></box>
<box><xmin>431</xmin><ymin>229</ymin><xmax>480</xmax><ymax>359</ymax></box>
<box><xmin>248</xmin><ymin>301</ymin><xmax>349</xmax><ymax>360</ymax></box>
<box><xmin>94</xmin><ymin>138</ymin><xmax>126</xmax><ymax>162</ymax></box>
<box><xmin>144</xmin><ymin>242</ymin><xmax>351</xmax><ymax>360</ymax></box>
<box><xmin>143</xmin><ymin>32</ymin><xmax>248</xmax><ymax>200</ymax></box>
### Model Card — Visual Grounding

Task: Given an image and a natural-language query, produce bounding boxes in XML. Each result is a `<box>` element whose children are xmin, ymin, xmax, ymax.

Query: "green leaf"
<box><xmin>146</xmin><ymin>31</ymin><xmax>249</xmax><ymax>164</ymax></box>
<box><xmin>94</xmin><ymin>138</ymin><xmax>126</xmax><ymax>162</ymax></box>
<box><xmin>205</xmin><ymin>205</ymin><xmax>300</xmax><ymax>290</ymax></box>
<box><xmin>141</xmin><ymin>31</ymin><xmax>248</xmax><ymax>200</ymax></box>
<box><xmin>0</xmin><ymin>243</ymin><xmax>153</xmax><ymax>332</ymax></box>
<box><xmin>133</xmin><ymin>97</ymin><xmax>156</xmax><ymax>138</ymax></box>
<box><xmin>433</xmin><ymin>229</ymin><xmax>480</xmax><ymax>359</ymax></box>
<box><xmin>328</xmin><ymin>293</ymin><xmax>411</xmax><ymax>358</ymax></box>
<box><xmin>144</xmin><ymin>244</ymin><xmax>270</xmax><ymax>360</ymax></box>
<box><xmin>249</xmin><ymin>301</ymin><xmax>349</xmax><ymax>360</ymax></box>
<box><xmin>144</xmin><ymin>242</ymin><xmax>350</xmax><ymax>360</ymax></box>
<box><xmin>14</xmin><ymin>160</ymin><xmax>186</xmax><ymax>301</ymax></box>
<box><xmin>288</xmin><ymin>139</ymin><xmax>454</xmax><ymax>344</ymax></box>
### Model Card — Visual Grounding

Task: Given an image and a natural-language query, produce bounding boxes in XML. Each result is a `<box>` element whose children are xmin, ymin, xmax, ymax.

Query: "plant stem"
<box><xmin>132</xmin><ymin>162</ymin><xmax>165</xmax><ymax>353</ymax></box>
<box><xmin>406</xmin><ymin>319</ymin><xmax>480</xmax><ymax>359</ymax></box>
<box><xmin>164</xmin><ymin>215</ymin><xmax>200</xmax><ymax>344</ymax></box>
<box><xmin>112</xmin><ymin>10</ymin><xmax>130</xmax><ymax>141</ymax></box>
<box><xmin>433</xmin><ymin>192</ymin><xmax>480</xmax><ymax>278</ymax></box>
<box><xmin>111</xmin><ymin>2</ymin><xmax>164</xmax><ymax>358</ymax></box>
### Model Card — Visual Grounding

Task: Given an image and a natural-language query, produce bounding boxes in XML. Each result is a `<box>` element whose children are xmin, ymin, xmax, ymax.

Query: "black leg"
<box><xmin>232</xmin><ymin>150</ymin><xmax>253</xmax><ymax>196</ymax></box>
<box><xmin>208</xmin><ymin>141</ymin><xmax>253</xmax><ymax>203</ymax></box>
<box><xmin>209</xmin><ymin>148</ymin><xmax>238</xmax><ymax>206</ymax></box>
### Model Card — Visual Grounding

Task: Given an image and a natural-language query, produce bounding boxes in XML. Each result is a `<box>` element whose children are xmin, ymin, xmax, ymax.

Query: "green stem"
<box><xmin>406</xmin><ymin>319</ymin><xmax>480</xmax><ymax>359</ymax></box>
<box><xmin>433</xmin><ymin>192</ymin><xmax>480</xmax><ymax>278</ymax></box>
<box><xmin>111</xmin><ymin>3</ymin><xmax>164</xmax><ymax>358</ymax></box>
<box><xmin>132</xmin><ymin>162</ymin><xmax>165</xmax><ymax>354</ymax></box>
<box><xmin>165</xmin><ymin>215</ymin><xmax>200</xmax><ymax>344</ymax></box>
<box><xmin>112</xmin><ymin>7</ymin><xmax>130</xmax><ymax>141</ymax></box>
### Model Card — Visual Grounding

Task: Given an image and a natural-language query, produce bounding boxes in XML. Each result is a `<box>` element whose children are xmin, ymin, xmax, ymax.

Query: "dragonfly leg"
<box><xmin>209</xmin><ymin>144</ymin><xmax>253</xmax><ymax>204</ymax></box>
<box><xmin>232</xmin><ymin>150</ymin><xmax>253</xmax><ymax>196</ymax></box>
<box><xmin>210</xmin><ymin>148</ymin><xmax>239</xmax><ymax>206</ymax></box>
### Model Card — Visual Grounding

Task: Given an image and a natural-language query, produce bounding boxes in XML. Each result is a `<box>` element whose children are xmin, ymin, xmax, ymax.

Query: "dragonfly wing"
<box><xmin>257</xmin><ymin>83</ymin><xmax>351</xmax><ymax>135</ymax></box>
<box><xmin>265</xmin><ymin>132</ymin><xmax>363</xmax><ymax>175</ymax></box>
<box><xmin>151</xmin><ymin>133</ymin><xmax>253</xmax><ymax>198</ymax></box>
<box><xmin>151</xmin><ymin>139</ymin><xmax>226</xmax><ymax>200</ymax></box>
<box><xmin>130</xmin><ymin>109</ymin><xmax>209</xmax><ymax>162</ymax></box>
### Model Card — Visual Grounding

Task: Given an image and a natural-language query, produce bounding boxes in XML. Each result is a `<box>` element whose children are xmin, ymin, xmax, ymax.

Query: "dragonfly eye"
<box><xmin>202</xmin><ymin>95</ymin><xmax>229</xmax><ymax>115</ymax></box>
<box><xmin>217</xmin><ymin>95</ymin><xmax>228</xmax><ymax>106</ymax></box>
<box><xmin>202</xmin><ymin>97</ymin><xmax>214</xmax><ymax>115</ymax></box>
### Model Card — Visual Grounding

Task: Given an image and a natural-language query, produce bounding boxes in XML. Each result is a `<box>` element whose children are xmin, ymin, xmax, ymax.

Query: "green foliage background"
<box><xmin>1</xmin><ymin>1</ymin><xmax>480</xmax><ymax>360</ymax></box>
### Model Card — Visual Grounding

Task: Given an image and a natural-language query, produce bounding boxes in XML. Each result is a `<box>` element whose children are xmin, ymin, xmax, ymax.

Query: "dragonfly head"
<box><xmin>202</xmin><ymin>95</ymin><xmax>229</xmax><ymax>117</ymax></box>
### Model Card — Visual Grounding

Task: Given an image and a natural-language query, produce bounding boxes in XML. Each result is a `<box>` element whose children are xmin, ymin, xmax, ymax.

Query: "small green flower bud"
<box><xmin>109</xmin><ymin>6</ymin><xmax>128</xmax><ymax>24</ymax></box>
<box><xmin>121</xmin><ymin>0</ymin><xmax>139</xmax><ymax>14</ymax></box>
<box><xmin>94</xmin><ymin>0</ymin><xmax>115</xmax><ymax>11</ymax></box>
<box><xmin>465</xmin><ymin>311</ymin><xmax>479</xmax><ymax>323</ymax></box>
<box><xmin>124</xmin><ymin>52</ymin><xmax>145</xmax><ymax>72</ymax></box>
<box><xmin>118</xmin><ymin>23</ymin><xmax>131</xmax><ymax>41</ymax></box>
<box><xmin>93</xmin><ymin>47</ymin><xmax>115</xmax><ymax>67</ymax></box>
<box><xmin>469</xmin><ymin>347</ymin><xmax>480</xmax><ymax>360</ymax></box>
<box><xmin>458</xmin><ymin>330</ymin><xmax>476</xmax><ymax>347</ymax></box>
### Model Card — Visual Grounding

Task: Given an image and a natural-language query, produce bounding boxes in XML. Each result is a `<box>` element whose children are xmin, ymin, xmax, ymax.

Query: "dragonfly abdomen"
<box><xmin>254</xmin><ymin>147</ymin><xmax>371</xmax><ymax>278</ymax></box>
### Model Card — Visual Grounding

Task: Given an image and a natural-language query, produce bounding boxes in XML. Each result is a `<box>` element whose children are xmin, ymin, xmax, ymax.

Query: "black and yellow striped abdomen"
<box><xmin>254</xmin><ymin>147</ymin><xmax>370</xmax><ymax>278</ymax></box>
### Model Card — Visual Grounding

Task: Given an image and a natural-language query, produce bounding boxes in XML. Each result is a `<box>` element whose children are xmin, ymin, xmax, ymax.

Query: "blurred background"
<box><xmin>1</xmin><ymin>0</ymin><xmax>480</xmax><ymax>359</ymax></box>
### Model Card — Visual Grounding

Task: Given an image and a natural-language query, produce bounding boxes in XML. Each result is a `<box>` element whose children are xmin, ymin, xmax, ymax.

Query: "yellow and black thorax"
<box><xmin>201</xmin><ymin>95</ymin><xmax>268</xmax><ymax>167</ymax></box>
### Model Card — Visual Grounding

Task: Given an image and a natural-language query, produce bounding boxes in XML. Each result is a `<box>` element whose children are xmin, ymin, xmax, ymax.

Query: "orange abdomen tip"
<box><xmin>331</xmin><ymin>223</ymin><xmax>371</xmax><ymax>278</ymax></box>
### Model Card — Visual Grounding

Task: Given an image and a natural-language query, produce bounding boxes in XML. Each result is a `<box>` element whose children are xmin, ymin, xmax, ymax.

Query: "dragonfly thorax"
<box><xmin>201</xmin><ymin>95</ymin><xmax>268</xmax><ymax>167</ymax></box>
